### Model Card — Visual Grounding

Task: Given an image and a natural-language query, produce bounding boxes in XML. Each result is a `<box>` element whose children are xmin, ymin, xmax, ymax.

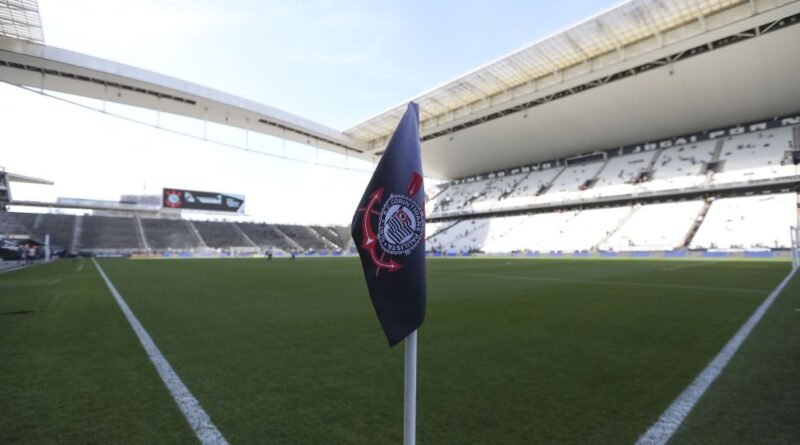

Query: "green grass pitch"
<box><xmin>1</xmin><ymin>257</ymin><xmax>798</xmax><ymax>444</ymax></box>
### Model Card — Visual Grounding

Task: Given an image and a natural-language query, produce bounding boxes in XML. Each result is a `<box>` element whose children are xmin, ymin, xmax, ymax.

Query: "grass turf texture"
<box><xmin>0</xmin><ymin>259</ymin><xmax>196</xmax><ymax>444</ymax></box>
<box><xmin>0</xmin><ymin>257</ymin><xmax>795</xmax><ymax>444</ymax></box>
<box><xmin>671</xmin><ymin>266</ymin><xmax>800</xmax><ymax>444</ymax></box>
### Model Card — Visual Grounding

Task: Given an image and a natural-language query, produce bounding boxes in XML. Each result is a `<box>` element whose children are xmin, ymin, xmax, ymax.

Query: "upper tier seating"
<box><xmin>586</xmin><ymin>151</ymin><xmax>658</xmax><ymax>199</ymax></box>
<box><xmin>712</xmin><ymin>127</ymin><xmax>795</xmax><ymax>184</ymax></box>
<box><xmin>543</xmin><ymin>162</ymin><xmax>605</xmax><ymax>203</ymax></box>
<box><xmin>427</xmin><ymin>125</ymin><xmax>796</xmax><ymax>218</ymax></box>
<box><xmin>498</xmin><ymin>167</ymin><xmax>563</xmax><ymax>209</ymax></box>
<box><xmin>468</xmin><ymin>174</ymin><xmax>523</xmax><ymax>212</ymax></box>
<box><xmin>432</xmin><ymin>180</ymin><xmax>491</xmax><ymax>214</ymax></box>
<box><xmin>639</xmin><ymin>140</ymin><xmax>717</xmax><ymax>192</ymax></box>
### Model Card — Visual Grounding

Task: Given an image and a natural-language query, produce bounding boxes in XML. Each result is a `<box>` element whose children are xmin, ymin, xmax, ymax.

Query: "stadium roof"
<box><xmin>5</xmin><ymin>170</ymin><xmax>52</xmax><ymax>185</ymax></box>
<box><xmin>346</xmin><ymin>0</ymin><xmax>746</xmax><ymax>143</ymax></box>
<box><xmin>0</xmin><ymin>0</ymin><xmax>44</xmax><ymax>43</ymax></box>
<box><xmin>0</xmin><ymin>37</ymin><xmax>369</xmax><ymax>156</ymax></box>
<box><xmin>1</xmin><ymin>0</ymin><xmax>799</xmax><ymax>179</ymax></box>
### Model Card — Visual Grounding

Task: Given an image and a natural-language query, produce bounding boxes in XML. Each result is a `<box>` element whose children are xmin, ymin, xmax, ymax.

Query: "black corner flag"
<box><xmin>352</xmin><ymin>102</ymin><xmax>426</xmax><ymax>347</ymax></box>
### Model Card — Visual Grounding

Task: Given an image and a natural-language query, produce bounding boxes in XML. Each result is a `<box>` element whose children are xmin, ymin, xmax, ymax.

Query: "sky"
<box><xmin>2</xmin><ymin>0</ymin><xmax>618</xmax><ymax>225</ymax></box>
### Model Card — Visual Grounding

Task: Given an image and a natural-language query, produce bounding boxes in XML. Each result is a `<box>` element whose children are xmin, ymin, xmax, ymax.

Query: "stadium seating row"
<box><xmin>428</xmin><ymin>127</ymin><xmax>798</xmax><ymax>217</ymax></box>
<box><xmin>428</xmin><ymin>193</ymin><xmax>798</xmax><ymax>254</ymax></box>
<box><xmin>2</xmin><ymin>191</ymin><xmax>795</xmax><ymax>255</ymax></box>
<box><xmin>0</xmin><ymin>213</ymin><xmax>351</xmax><ymax>254</ymax></box>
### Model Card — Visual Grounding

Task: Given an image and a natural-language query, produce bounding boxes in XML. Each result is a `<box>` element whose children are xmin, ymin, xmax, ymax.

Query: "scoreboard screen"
<box><xmin>162</xmin><ymin>188</ymin><xmax>245</xmax><ymax>213</ymax></box>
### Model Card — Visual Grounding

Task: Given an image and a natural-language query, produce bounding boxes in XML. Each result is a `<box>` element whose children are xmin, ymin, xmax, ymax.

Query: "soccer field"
<box><xmin>1</xmin><ymin>257</ymin><xmax>798</xmax><ymax>444</ymax></box>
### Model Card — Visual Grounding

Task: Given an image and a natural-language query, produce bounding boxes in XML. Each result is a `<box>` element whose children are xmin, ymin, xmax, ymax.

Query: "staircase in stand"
<box><xmin>683</xmin><ymin>200</ymin><xmax>712</xmax><ymax>248</ymax></box>
<box><xmin>134</xmin><ymin>216</ymin><xmax>150</xmax><ymax>251</ymax></box>
<box><xmin>703</xmin><ymin>139</ymin><xmax>726</xmax><ymax>185</ymax></box>
<box><xmin>272</xmin><ymin>225</ymin><xmax>303</xmax><ymax>251</ymax></box>
<box><xmin>582</xmin><ymin>157</ymin><xmax>611</xmax><ymax>191</ymax></box>
<box><xmin>233</xmin><ymin>223</ymin><xmax>258</xmax><ymax>248</ymax></box>
<box><xmin>184</xmin><ymin>220</ymin><xmax>208</xmax><ymax>249</ymax></box>
<box><xmin>499</xmin><ymin>170</ymin><xmax>533</xmax><ymax>199</ymax></box>
<box><xmin>307</xmin><ymin>226</ymin><xmax>339</xmax><ymax>250</ymax></box>
<box><xmin>593</xmin><ymin>205</ymin><xmax>638</xmax><ymax>251</ymax></box>
<box><xmin>646</xmin><ymin>147</ymin><xmax>664</xmax><ymax>172</ymax></box>
<box><xmin>70</xmin><ymin>215</ymin><xmax>83</xmax><ymax>254</ymax></box>
<box><xmin>540</xmin><ymin>164</ymin><xmax>567</xmax><ymax>195</ymax></box>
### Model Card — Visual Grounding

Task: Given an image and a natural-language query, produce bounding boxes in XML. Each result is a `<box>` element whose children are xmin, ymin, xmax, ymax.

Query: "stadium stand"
<box><xmin>427</xmin><ymin>218</ymin><xmax>490</xmax><ymax>254</ymax></box>
<box><xmin>431</xmin><ymin>179</ymin><xmax>491</xmax><ymax>214</ymax></box>
<box><xmin>140</xmin><ymin>218</ymin><xmax>201</xmax><ymax>250</ymax></box>
<box><xmin>639</xmin><ymin>141</ymin><xmax>717</xmax><ymax>192</ymax></box>
<box><xmin>427</xmin><ymin>122</ymin><xmax>798</xmax><ymax>220</ymax></box>
<box><xmin>690</xmin><ymin>193</ymin><xmax>797</xmax><ymax>250</ymax></box>
<box><xmin>32</xmin><ymin>214</ymin><xmax>75</xmax><ymax>250</ymax></box>
<box><xmin>80</xmin><ymin>215</ymin><xmax>141</xmax><ymax>250</ymax></box>
<box><xmin>311</xmin><ymin>225</ymin><xmax>348</xmax><ymax>249</ymax></box>
<box><xmin>0</xmin><ymin>211</ymin><xmax>36</xmax><ymax>236</ymax></box>
<box><xmin>598</xmin><ymin>200</ymin><xmax>705</xmax><ymax>252</ymax></box>
<box><xmin>2</xmin><ymin>119</ymin><xmax>796</xmax><ymax>257</ymax></box>
<box><xmin>478</xmin><ymin>206</ymin><xmax>631</xmax><ymax>253</ymax></box>
<box><xmin>496</xmin><ymin>167</ymin><xmax>563</xmax><ymax>210</ymax></box>
<box><xmin>585</xmin><ymin>150</ymin><xmax>657</xmax><ymax>199</ymax></box>
<box><xmin>193</xmin><ymin>221</ymin><xmax>249</xmax><ymax>248</ymax></box>
<box><xmin>543</xmin><ymin>161</ymin><xmax>605</xmax><ymax>203</ymax></box>
<box><xmin>712</xmin><ymin>127</ymin><xmax>796</xmax><ymax>184</ymax></box>
<box><xmin>275</xmin><ymin>224</ymin><xmax>329</xmax><ymax>250</ymax></box>
<box><xmin>236</xmin><ymin>222</ymin><xmax>298</xmax><ymax>251</ymax></box>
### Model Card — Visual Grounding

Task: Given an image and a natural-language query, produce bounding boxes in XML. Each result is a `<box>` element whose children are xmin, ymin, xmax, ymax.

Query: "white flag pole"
<box><xmin>404</xmin><ymin>329</ymin><xmax>418</xmax><ymax>445</ymax></box>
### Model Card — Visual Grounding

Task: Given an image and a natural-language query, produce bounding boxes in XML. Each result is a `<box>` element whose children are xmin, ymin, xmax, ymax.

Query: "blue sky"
<box><xmin>3</xmin><ymin>0</ymin><xmax>617</xmax><ymax>224</ymax></box>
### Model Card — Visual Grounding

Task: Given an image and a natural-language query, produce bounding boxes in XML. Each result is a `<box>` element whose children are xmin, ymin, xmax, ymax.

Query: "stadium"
<box><xmin>2</xmin><ymin>0</ymin><xmax>799</xmax><ymax>444</ymax></box>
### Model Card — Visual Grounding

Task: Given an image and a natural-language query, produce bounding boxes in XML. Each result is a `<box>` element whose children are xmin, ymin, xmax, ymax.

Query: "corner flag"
<box><xmin>351</xmin><ymin>102</ymin><xmax>426</xmax><ymax>347</ymax></box>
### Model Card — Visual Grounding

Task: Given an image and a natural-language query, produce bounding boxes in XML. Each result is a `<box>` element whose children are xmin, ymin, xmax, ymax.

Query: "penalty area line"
<box><xmin>635</xmin><ymin>266</ymin><xmax>798</xmax><ymax>445</ymax></box>
<box><xmin>92</xmin><ymin>258</ymin><xmax>228</xmax><ymax>445</ymax></box>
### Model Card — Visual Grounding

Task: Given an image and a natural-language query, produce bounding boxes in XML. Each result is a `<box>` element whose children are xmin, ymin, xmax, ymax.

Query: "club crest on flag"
<box><xmin>356</xmin><ymin>172</ymin><xmax>424</xmax><ymax>273</ymax></box>
<box><xmin>379</xmin><ymin>193</ymin><xmax>423</xmax><ymax>255</ymax></box>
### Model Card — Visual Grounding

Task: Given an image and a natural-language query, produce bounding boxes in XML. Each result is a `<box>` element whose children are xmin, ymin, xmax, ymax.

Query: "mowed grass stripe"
<box><xmin>96</xmin><ymin>257</ymin><xmax>788</xmax><ymax>444</ymax></box>
<box><xmin>0</xmin><ymin>259</ymin><xmax>196</xmax><ymax>444</ymax></box>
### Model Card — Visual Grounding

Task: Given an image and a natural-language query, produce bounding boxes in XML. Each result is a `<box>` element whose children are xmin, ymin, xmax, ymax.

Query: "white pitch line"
<box><xmin>92</xmin><ymin>258</ymin><xmax>228</xmax><ymax>445</ymax></box>
<box><xmin>635</xmin><ymin>266</ymin><xmax>798</xmax><ymax>445</ymax></box>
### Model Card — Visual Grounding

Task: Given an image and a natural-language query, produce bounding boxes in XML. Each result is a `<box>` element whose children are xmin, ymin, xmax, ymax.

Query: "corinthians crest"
<box><xmin>357</xmin><ymin>172</ymin><xmax>424</xmax><ymax>274</ymax></box>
